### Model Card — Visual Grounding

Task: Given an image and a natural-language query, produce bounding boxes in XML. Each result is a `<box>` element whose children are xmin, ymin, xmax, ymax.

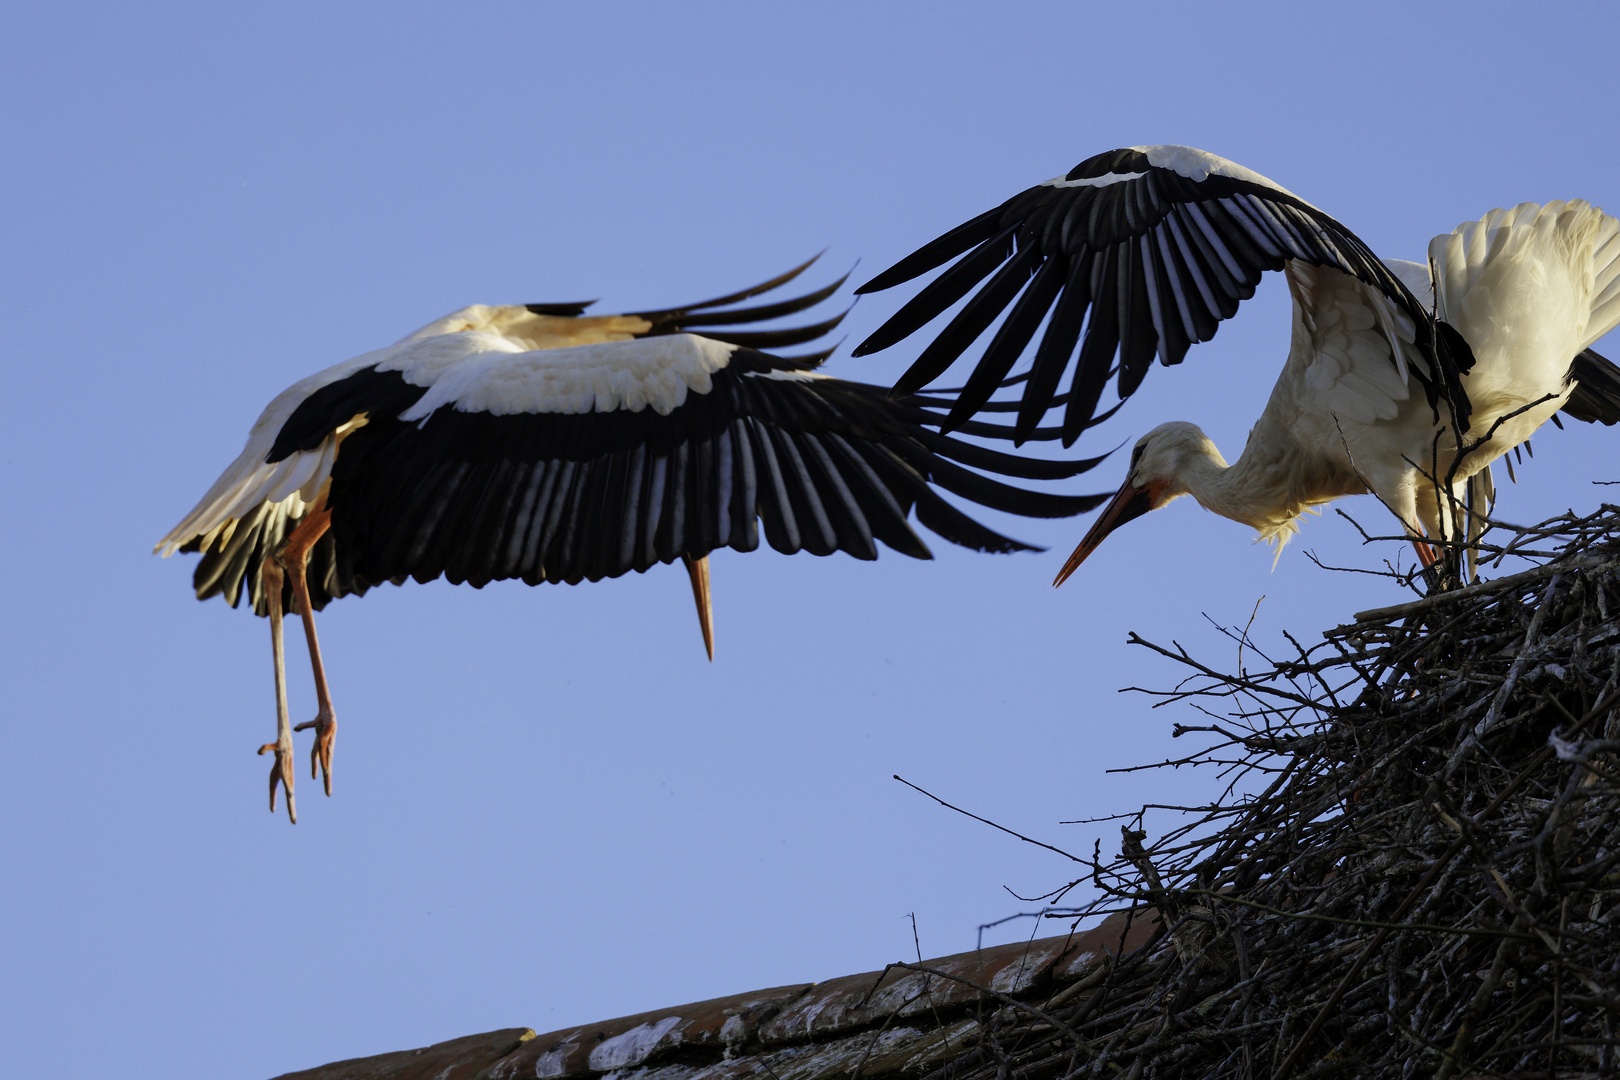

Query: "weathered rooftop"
<box><xmin>271</xmin><ymin>913</ymin><xmax>1159</xmax><ymax>1080</ymax></box>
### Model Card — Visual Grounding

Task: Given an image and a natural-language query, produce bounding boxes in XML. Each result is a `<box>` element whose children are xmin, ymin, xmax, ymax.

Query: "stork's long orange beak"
<box><xmin>1053</xmin><ymin>477</ymin><xmax>1159</xmax><ymax>587</ymax></box>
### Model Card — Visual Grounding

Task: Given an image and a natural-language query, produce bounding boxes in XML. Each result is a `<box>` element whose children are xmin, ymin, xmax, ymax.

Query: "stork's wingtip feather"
<box><xmin>779</xmin><ymin>250</ymin><xmax>825</xmax><ymax>282</ymax></box>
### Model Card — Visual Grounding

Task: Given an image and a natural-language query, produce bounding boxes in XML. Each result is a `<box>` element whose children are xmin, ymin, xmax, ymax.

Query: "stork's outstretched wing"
<box><xmin>854</xmin><ymin>145</ymin><xmax>1474</xmax><ymax>444</ymax></box>
<box><xmin>307</xmin><ymin>346</ymin><xmax>1106</xmax><ymax>598</ymax></box>
<box><xmin>162</xmin><ymin>261</ymin><xmax>1112</xmax><ymax>615</ymax></box>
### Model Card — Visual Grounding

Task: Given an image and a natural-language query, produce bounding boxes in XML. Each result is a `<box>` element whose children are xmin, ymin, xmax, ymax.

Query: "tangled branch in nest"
<box><xmin>942</xmin><ymin>504</ymin><xmax>1620</xmax><ymax>1079</ymax></box>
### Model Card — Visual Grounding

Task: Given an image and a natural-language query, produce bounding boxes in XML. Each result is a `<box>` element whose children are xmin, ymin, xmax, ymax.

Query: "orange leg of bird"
<box><xmin>257</xmin><ymin>557</ymin><xmax>297</xmax><ymax>823</ymax></box>
<box><xmin>280</xmin><ymin>507</ymin><xmax>337</xmax><ymax>796</ymax></box>
<box><xmin>682</xmin><ymin>554</ymin><xmax>714</xmax><ymax>661</ymax></box>
<box><xmin>1393</xmin><ymin>512</ymin><xmax>1440</xmax><ymax>570</ymax></box>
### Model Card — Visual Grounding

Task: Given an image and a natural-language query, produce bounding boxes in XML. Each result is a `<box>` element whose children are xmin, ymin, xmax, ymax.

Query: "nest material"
<box><xmin>946</xmin><ymin>506</ymin><xmax>1620</xmax><ymax>1079</ymax></box>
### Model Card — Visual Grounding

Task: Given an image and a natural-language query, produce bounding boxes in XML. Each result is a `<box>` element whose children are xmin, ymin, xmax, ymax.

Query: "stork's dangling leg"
<box><xmin>280</xmin><ymin>506</ymin><xmax>337</xmax><ymax>795</ymax></box>
<box><xmin>682</xmin><ymin>554</ymin><xmax>714</xmax><ymax>661</ymax></box>
<box><xmin>257</xmin><ymin>558</ymin><xmax>297</xmax><ymax>823</ymax></box>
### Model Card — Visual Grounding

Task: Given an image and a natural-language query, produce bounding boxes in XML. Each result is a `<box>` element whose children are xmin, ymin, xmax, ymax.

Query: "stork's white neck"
<box><xmin>1155</xmin><ymin>421</ymin><xmax>1334</xmax><ymax>548</ymax></box>
<box><xmin>1201</xmin><ymin>457</ymin><xmax>1288</xmax><ymax>533</ymax></box>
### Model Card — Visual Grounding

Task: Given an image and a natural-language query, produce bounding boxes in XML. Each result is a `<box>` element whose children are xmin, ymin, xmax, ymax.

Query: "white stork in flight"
<box><xmin>156</xmin><ymin>258</ymin><xmax>1107</xmax><ymax>822</ymax></box>
<box><xmin>853</xmin><ymin>146</ymin><xmax>1620</xmax><ymax>583</ymax></box>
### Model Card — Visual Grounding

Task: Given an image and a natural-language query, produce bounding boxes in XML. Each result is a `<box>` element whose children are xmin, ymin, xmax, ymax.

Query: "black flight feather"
<box><xmin>1563</xmin><ymin>347</ymin><xmax>1620</xmax><ymax>425</ymax></box>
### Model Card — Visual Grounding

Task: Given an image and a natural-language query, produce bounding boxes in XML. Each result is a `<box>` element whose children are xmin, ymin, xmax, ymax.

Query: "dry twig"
<box><xmin>936</xmin><ymin>504</ymin><xmax>1620</xmax><ymax>1079</ymax></box>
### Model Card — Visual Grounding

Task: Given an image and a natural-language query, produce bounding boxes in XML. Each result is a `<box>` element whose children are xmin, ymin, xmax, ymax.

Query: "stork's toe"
<box><xmin>257</xmin><ymin>739</ymin><xmax>297</xmax><ymax>823</ymax></box>
<box><xmin>294</xmin><ymin>709</ymin><xmax>336</xmax><ymax>796</ymax></box>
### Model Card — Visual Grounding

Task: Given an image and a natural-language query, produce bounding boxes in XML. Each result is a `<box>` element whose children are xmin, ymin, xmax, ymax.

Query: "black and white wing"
<box><xmin>159</xmin><ymin>262</ymin><xmax>1109</xmax><ymax>614</ymax></box>
<box><xmin>853</xmin><ymin>145</ymin><xmax>1473</xmax><ymax>443</ymax></box>
<box><xmin>315</xmin><ymin>346</ymin><xmax>1103</xmax><ymax>595</ymax></box>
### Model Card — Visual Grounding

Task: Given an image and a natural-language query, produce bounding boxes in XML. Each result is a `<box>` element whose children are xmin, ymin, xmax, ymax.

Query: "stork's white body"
<box><xmin>1143</xmin><ymin>199</ymin><xmax>1620</xmax><ymax>548</ymax></box>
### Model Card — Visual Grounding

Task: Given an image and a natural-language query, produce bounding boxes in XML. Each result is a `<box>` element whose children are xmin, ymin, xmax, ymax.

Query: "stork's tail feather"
<box><xmin>184</xmin><ymin>502</ymin><xmax>370</xmax><ymax>616</ymax></box>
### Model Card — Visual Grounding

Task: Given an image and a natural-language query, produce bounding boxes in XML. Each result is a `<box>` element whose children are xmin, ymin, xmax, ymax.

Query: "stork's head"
<box><xmin>1053</xmin><ymin>422</ymin><xmax>1223</xmax><ymax>585</ymax></box>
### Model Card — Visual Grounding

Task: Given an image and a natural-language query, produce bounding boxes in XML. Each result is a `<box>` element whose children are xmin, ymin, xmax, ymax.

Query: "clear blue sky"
<box><xmin>3</xmin><ymin>4</ymin><xmax>1617</xmax><ymax>1077</ymax></box>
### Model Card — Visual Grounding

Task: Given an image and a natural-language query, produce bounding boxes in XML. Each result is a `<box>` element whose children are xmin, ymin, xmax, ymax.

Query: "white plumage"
<box><xmin>1142</xmin><ymin>199</ymin><xmax>1620</xmax><ymax>562</ymax></box>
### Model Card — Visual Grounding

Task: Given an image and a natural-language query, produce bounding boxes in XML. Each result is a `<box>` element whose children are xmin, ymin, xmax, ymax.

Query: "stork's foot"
<box><xmin>1408</xmin><ymin>536</ymin><xmax>1447</xmax><ymax>593</ymax></box>
<box><xmin>257</xmin><ymin>737</ymin><xmax>297</xmax><ymax>823</ymax></box>
<box><xmin>294</xmin><ymin>707</ymin><xmax>336</xmax><ymax>796</ymax></box>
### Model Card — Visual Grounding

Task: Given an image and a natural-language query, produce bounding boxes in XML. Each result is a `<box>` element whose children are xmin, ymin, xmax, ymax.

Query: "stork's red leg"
<box><xmin>281</xmin><ymin>507</ymin><xmax>337</xmax><ymax>796</ymax></box>
<box><xmin>256</xmin><ymin>557</ymin><xmax>297</xmax><ymax>823</ymax></box>
<box><xmin>682</xmin><ymin>554</ymin><xmax>714</xmax><ymax>661</ymax></box>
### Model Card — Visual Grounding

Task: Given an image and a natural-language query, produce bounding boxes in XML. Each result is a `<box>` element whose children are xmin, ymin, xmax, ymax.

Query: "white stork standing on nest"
<box><xmin>853</xmin><ymin>146</ymin><xmax>1620</xmax><ymax>584</ymax></box>
<box><xmin>156</xmin><ymin>258</ymin><xmax>1108</xmax><ymax>822</ymax></box>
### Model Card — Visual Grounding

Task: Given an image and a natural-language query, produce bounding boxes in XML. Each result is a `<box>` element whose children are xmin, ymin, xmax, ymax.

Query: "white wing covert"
<box><xmin>1287</xmin><ymin>262</ymin><xmax>1417</xmax><ymax>427</ymax></box>
<box><xmin>1432</xmin><ymin>200</ymin><xmax>1620</xmax><ymax>360</ymax></box>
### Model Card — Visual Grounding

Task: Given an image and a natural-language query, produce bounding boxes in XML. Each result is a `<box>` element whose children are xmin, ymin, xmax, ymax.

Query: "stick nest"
<box><xmin>947</xmin><ymin>506</ymin><xmax>1620</xmax><ymax>1079</ymax></box>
